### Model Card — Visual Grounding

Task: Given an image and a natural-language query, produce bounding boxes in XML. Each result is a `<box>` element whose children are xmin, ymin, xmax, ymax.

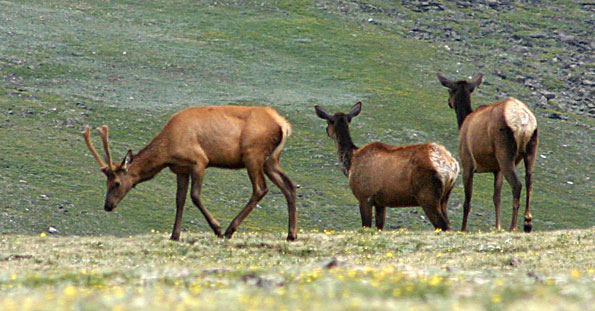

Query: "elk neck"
<box><xmin>454</xmin><ymin>90</ymin><xmax>474</xmax><ymax>129</ymax></box>
<box><xmin>334</xmin><ymin>118</ymin><xmax>358</xmax><ymax>177</ymax></box>
<box><xmin>128</xmin><ymin>136</ymin><xmax>169</xmax><ymax>185</ymax></box>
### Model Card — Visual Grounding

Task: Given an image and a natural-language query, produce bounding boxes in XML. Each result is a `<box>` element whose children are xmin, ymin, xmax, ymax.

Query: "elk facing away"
<box><xmin>315</xmin><ymin>102</ymin><xmax>459</xmax><ymax>230</ymax></box>
<box><xmin>82</xmin><ymin>106</ymin><xmax>297</xmax><ymax>241</ymax></box>
<box><xmin>437</xmin><ymin>73</ymin><xmax>538</xmax><ymax>232</ymax></box>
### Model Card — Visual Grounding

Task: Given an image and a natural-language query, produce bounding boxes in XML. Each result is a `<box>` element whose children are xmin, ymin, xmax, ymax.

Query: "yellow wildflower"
<box><xmin>64</xmin><ymin>285</ymin><xmax>77</xmax><ymax>297</ymax></box>
<box><xmin>570</xmin><ymin>269</ymin><xmax>581</xmax><ymax>279</ymax></box>
<box><xmin>491</xmin><ymin>294</ymin><xmax>502</xmax><ymax>304</ymax></box>
<box><xmin>428</xmin><ymin>275</ymin><xmax>443</xmax><ymax>286</ymax></box>
<box><xmin>386</xmin><ymin>252</ymin><xmax>394</xmax><ymax>258</ymax></box>
<box><xmin>39</xmin><ymin>232</ymin><xmax>47</xmax><ymax>237</ymax></box>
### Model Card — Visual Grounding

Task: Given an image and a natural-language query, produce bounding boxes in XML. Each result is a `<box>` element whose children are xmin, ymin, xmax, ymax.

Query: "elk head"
<box><xmin>82</xmin><ymin>125</ymin><xmax>134</xmax><ymax>211</ymax></box>
<box><xmin>437</xmin><ymin>73</ymin><xmax>483</xmax><ymax>109</ymax></box>
<box><xmin>314</xmin><ymin>101</ymin><xmax>362</xmax><ymax>141</ymax></box>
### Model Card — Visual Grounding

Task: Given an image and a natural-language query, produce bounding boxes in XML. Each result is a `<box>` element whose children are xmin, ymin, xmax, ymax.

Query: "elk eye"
<box><xmin>114</xmin><ymin>182</ymin><xmax>121</xmax><ymax>188</ymax></box>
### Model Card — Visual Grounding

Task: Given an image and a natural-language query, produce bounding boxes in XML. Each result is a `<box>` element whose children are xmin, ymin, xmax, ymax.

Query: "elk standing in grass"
<box><xmin>437</xmin><ymin>73</ymin><xmax>538</xmax><ymax>232</ymax></box>
<box><xmin>82</xmin><ymin>106</ymin><xmax>297</xmax><ymax>241</ymax></box>
<box><xmin>314</xmin><ymin>102</ymin><xmax>459</xmax><ymax>230</ymax></box>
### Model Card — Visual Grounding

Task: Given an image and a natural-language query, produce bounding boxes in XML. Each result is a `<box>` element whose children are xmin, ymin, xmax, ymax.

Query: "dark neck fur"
<box><xmin>333</xmin><ymin>118</ymin><xmax>358</xmax><ymax>176</ymax></box>
<box><xmin>454</xmin><ymin>90</ymin><xmax>474</xmax><ymax>129</ymax></box>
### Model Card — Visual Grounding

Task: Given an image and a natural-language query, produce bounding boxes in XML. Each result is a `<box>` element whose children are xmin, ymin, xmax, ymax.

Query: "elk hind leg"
<box><xmin>224</xmin><ymin>159</ymin><xmax>268</xmax><ymax>239</ymax></box>
<box><xmin>493</xmin><ymin>171</ymin><xmax>503</xmax><ymax>230</ymax></box>
<box><xmin>264</xmin><ymin>160</ymin><xmax>297</xmax><ymax>241</ymax></box>
<box><xmin>439</xmin><ymin>188</ymin><xmax>452</xmax><ymax>231</ymax></box>
<box><xmin>359</xmin><ymin>198</ymin><xmax>373</xmax><ymax>228</ymax></box>
<box><xmin>190</xmin><ymin>166</ymin><xmax>222</xmax><ymax>237</ymax></box>
<box><xmin>523</xmin><ymin>129</ymin><xmax>538</xmax><ymax>233</ymax></box>
<box><xmin>374</xmin><ymin>203</ymin><xmax>386</xmax><ymax>230</ymax></box>
<box><xmin>417</xmin><ymin>182</ymin><xmax>449</xmax><ymax>231</ymax></box>
<box><xmin>461</xmin><ymin>166</ymin><xmax>474</xmax><ymax>232</ymax></box>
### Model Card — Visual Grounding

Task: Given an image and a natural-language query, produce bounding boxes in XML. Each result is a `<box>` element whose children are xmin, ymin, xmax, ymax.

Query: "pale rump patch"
<box><xmin>429</xmin><ymin>143</ymin><xmax>459</xmax><ymax>189</ymax></box>
<box><xmin>268</xmin><ymin>109</ymin><xmax>292</xmax><ymax>159</ymax></box>
<box><xmin>503</xmin><ymin>98</ymin><xmax>537</xmax><ymax>152</ymax></box>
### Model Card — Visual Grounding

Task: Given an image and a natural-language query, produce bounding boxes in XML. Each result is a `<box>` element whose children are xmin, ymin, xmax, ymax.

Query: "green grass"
<box><xmin>0</xmin><ymin>229</ymin><xmax>593</xmax><ymax>310</ymax></box>
<box><xmin>2</xmin><ymin>1</ymin><xmax>593</xmax><ymax>309</ymax></box>
<box><xmin>1</xmin><ymin>0</ymin><xmax>593</xmax><ymax>237</ymax></box>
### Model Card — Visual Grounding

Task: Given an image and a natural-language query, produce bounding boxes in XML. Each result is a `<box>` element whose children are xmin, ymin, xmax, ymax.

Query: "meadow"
<box><xmin>0</xmin><ymin>0</ymin><xmax>593</xmax><ymax>309</ymax></box>
<box><xmin>1</xmin><ymin>229</ymin><xmax>594</xmax><ymax>310</ymax></box>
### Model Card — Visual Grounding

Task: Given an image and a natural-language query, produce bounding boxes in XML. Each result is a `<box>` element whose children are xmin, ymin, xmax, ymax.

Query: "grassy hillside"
<box><xmin>0</xmin><ymin>229</ymin><xmax>593</xmax><ymax>310</ymax></box>
<box><xmin>1</xmin><ymin>0</ymin><xmax>593</xmax><ymax>237</ymax></box>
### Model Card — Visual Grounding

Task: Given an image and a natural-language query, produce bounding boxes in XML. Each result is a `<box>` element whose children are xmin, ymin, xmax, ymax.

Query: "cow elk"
<box><xmin>437</xmin><ymin>73</ymin><xmax>538</xmax><ymax>232</ymax></box>
<box><xmin>314</xmin><ymin>102</ymin><xmax>459</xmax><ymax>231</ymax></box>
<box><xmin>82</xmin><ymin>106</ymin><xmax>297</xmax><ymax>241</ymax></box>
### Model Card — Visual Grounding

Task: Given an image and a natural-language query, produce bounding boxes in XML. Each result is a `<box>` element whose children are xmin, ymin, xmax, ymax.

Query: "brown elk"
<box><xmin>314</xmin><ymin>102</ymin><xmax>459</xmax><ymax>230</ymax></box>
<box><xmin>437</xmin><ymin>73</ymin><xmax>538</xmax><ymax>232</ymax></box>
<box><xmin>82</xmin><ymin>106</ymin><xmax>297</xmax><ymax>241</ymax></box>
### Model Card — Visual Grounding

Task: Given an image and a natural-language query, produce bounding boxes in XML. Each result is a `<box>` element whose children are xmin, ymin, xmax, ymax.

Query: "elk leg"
<box><xmin>523</xmin><ymin>130</ymin><xmax>539</xmax><ymax>233</ymax></box>
<box><xmin>190</xmin><ymin>167</ymin><xmax>222</xmax><ymax>237</ymax></box>
<box><xmin>359</xmin><ymin>199</ymin><xmax>373</xmax><ymax>228</ymax></box>
<box><xmin>500</xmin><ymin>164</ymin><xmax>522</xmax><ymax>232</ymax></box>
<box><xmin>417</xmin><ymin>186</ymin><xmax>449</xmax><ymax>231</ymax></box>
<box><xmin>493</xmin><ymin>171</ymin><xmax>503</xmax><ymax>230</ymax></box>
<box><xmin>170</xmin><ymin>173</ymin><xmax>189</xmax><ymax>241</ymax></box>
<box><xmin>265</xmin><ymin>161</ymin><xmax>297</xmax><ymax>241</ymax></box>
<box><xmin>224</xmin><ymin>161</ymin><xmax>268</xmax><ymax>239</ymax></box>
<box><xmin>374</xmin><ymin>204</ymin><xmax>386</xmax><ymax>230</ymax></box>
<box><xmin>461</xmin><ymin>169</ymin><xmax>474</xmax><ymax>232</ymax></box>
<box><xmin>440</xmin><ymin>188</ymin><xmax>452</xmax><ymax>231</ymax></box>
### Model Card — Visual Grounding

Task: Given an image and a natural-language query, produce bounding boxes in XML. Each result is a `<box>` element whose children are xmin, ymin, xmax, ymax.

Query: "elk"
<box><xmin>314</xmin><ymin>102</ymin><xmax>459</xmax><ymax>230</ymax></box>
<box><xmin>437</xmin><ymin>73</ymin><xmax>538</xmax><ymax>232</ymax></box>
<box><xmin>82</xmin><ymin>105</ymin><xmax>297</xmax><ymax>241</ymax></box>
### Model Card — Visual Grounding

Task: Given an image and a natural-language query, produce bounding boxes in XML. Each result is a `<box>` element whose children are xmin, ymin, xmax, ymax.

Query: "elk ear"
<box><xmin>121</xmin><ymin>149</ymin><xmax>133</xmax><ymax>171</ymax></box>
<box><xmin>437</xmin><ymin>73</ymin><xmax>456</xmax><ymax>89</ymax></box>
<box><xmin>468</xmin><ymin>73</ymin><xmax>483</xmax><ymax>92</ymax></box>
<box><xmin>347</xmin><ymin>101</ymin><xmax>362</xmax><ymax>120</ymax></box>
<box><xmin>315</xmin><ymin>105</ymin><xmax>333</xmax><ymax>121</ymax></box>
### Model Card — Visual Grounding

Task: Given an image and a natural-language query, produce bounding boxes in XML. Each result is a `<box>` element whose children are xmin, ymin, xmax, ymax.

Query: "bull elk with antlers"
<box><xmin>82</xmin><ymin>106</ymin><xmax>297</xmax><ymax>241</ymax></box>
<box><xmin>437</xmin><ymin>73</ymin><xmax>538</xmax><ymax>232</ymax></box>
<box><xmin>315</xmin><ymin>102</ymin><xmax>459</xmax><ymax>230</ymax></box>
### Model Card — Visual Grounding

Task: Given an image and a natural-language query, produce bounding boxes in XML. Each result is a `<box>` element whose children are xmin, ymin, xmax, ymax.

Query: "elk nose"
<box><xmin>104</xmin><ymin>204</ymin><xmax>114</xmax><ymax>212</ymax></box>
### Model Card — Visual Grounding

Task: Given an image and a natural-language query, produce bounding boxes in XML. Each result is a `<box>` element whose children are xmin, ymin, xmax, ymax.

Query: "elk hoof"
<box><xmin>286</xmin><ymin>234</ymin><xmax>297</xmax><ymax>242</ymax></box>
<box><xmin>524</xmin><ymin>224</ymin><xmax>532</xmax><ymax>233</ymax></box>
<box><xmin>170</xmin><ymin>235</ymin><xmax>180</xmax><ymax>241</ymax></box>
<box><xmin>214</xmin><ymin>229</ymin><xmax>223</xmax><ymax>238</ymax></box>
<box><xmin>224</xmin><ymin>229</ymin><xmax>235</xmax><ymax>239</ymax></box>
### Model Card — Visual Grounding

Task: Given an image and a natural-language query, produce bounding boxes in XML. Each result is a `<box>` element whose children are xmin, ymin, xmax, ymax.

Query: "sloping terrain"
<box><xmin>1</xmin><ymin>0</ymin><xmax>593</xmax><ymax>236</ymax></box>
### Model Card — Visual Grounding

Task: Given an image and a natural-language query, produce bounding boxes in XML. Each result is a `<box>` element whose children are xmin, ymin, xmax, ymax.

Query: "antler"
<box><xmin>81</xmin><ymin>125</ymin><xmax>107</xmax><ymax>168</ymax></box>
<box><xmin>96</xmin><ymin>125</ymin><xmax>114</xmax><ymax>170</ymax></box>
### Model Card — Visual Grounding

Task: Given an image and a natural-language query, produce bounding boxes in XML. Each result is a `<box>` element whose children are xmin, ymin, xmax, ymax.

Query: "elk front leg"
<box><xmin>171</xmin><ymin>173</ymin><xmax>189</xmax><ymax>241</ymax></box>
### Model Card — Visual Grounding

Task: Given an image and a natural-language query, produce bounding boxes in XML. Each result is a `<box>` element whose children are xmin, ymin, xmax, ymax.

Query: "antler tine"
<box><xmin>81</xmin><ymin>125</ymin><xmax>107</xmax><ymax>168</ymax></box>
<box><xmin>96</xmin><ymin>125</ymin><xmax>113</xmax><ymax>169</ymax></box>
